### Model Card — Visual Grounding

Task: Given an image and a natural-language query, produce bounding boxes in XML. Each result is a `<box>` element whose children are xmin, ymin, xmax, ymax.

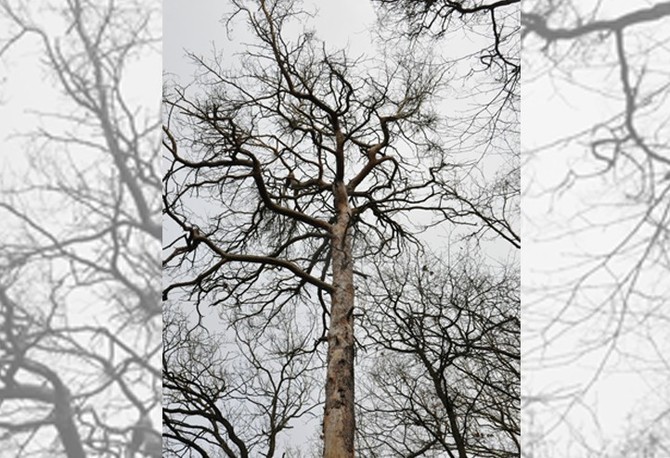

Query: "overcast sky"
<box><xmin>164</xmin><ymin>1</ymin><xmax>376</xmax><ymax>80</ymax></box>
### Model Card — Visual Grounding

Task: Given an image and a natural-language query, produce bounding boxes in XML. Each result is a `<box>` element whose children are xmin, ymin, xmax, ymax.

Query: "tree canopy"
<box><xmin>0</xmin><ymin>0</ymin><xmax>161</xmax><ymax>456</ymax></box>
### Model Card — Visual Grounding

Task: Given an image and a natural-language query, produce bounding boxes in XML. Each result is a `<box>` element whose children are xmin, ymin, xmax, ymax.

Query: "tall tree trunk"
<box><xmin>323</xmin><ymin>180</ymin><xmax>356</xmax><ymax>458</ymax></box>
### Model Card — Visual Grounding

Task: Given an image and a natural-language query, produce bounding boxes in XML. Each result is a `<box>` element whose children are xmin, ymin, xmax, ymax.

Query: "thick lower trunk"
<box><xmin>21</xmin><ymin>360</ymin><xmax>86</xmax><ymax>458</ymax></box>
<box><xmin>323</xmin><ymin>181</ymin><xmax>356</xmax><ymax>458</ymax></box>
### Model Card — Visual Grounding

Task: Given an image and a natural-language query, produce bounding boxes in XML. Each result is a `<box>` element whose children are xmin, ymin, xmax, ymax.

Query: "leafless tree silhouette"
<box><xmin>163</xmin><ymin>301</ymin><xmax>321</xmax><ymax>457</ymax></box>
<box><xmin>356</xmin><ymin>247</ymin><xmax>519</xmax><ymax>458</ymax></box>
<box><xmin>373</xmin><ymin>0</ymin><xmax>520</xmax><ymax>117</ymax></box>
<box><xmin>0</xmin><ymin>0</ymin><xmax>161</xmax><ymax>456</ymax></box>
<box><xmin>372</xmin><ymin>0</ymin><xmax>521</xmax><ymax>250</ymax></box>
<box><xmin>163</xmin><ymin>0</ymin><xmax>518</xmax><ymax>456</ymax></box>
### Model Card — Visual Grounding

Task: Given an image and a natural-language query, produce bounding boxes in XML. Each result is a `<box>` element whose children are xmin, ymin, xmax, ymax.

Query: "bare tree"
<box><xmin>357</xmin><ymin>247</ymin><xmax>519</xmax><ymax>458</ymax></box>
<box><xmin>163</xmin><ymin>0</ymin><xmax>519</xmax><ymax>456</ymax></box>
<box><xmin>373</xmin><ymin>0</ymin><xmax>519</xmax><ymax>91</ymax></box>
<box><xmin>372</xmin><ymin>0</ymin><xmax>521</xmax><ymax>250</ymax></box>
<box><xmin>522</xmin><ymin>1</ymin><xmax>670</xmax><ymax>456</ymax></box>
<box><xmin>0</xmin><ymin>0</ymin><xmax>161</xmax><ymax>456</ymax></box>
<box><xmin>163</xmin><ymin>301</ymin><xmax>321</xmax><ymax>458</ymax></box>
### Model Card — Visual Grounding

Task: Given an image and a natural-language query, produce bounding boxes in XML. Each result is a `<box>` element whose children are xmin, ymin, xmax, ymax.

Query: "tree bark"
<box><xmin>23</xmin><ymin>360</ymin><xmax>86</xmax><ymax>458</ymax></box>
<box><xmin>323</xmin><ymin>180</ymin><xmax>356</xmax><ymax>458</ymax></box>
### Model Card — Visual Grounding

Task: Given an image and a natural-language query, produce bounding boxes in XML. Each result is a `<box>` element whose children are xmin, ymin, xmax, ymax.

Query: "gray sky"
<box><xmin>164</xmin><ymin>0</ymin><xmax>376</xmax><ymax>80</ymax></box>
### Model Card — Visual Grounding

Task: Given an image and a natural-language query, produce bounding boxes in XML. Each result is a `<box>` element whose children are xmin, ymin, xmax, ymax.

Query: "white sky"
<box><xmin>164</xmin><ymin>1</ymin><xmax>375</xmax><ymax>77</ymax></box>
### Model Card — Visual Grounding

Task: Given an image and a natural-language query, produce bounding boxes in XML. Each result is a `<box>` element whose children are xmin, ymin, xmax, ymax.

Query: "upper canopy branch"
<box><xmin>523</xmin><ymin>2</ymin><xmax>670</xmax><ymax>41</ymax></box>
